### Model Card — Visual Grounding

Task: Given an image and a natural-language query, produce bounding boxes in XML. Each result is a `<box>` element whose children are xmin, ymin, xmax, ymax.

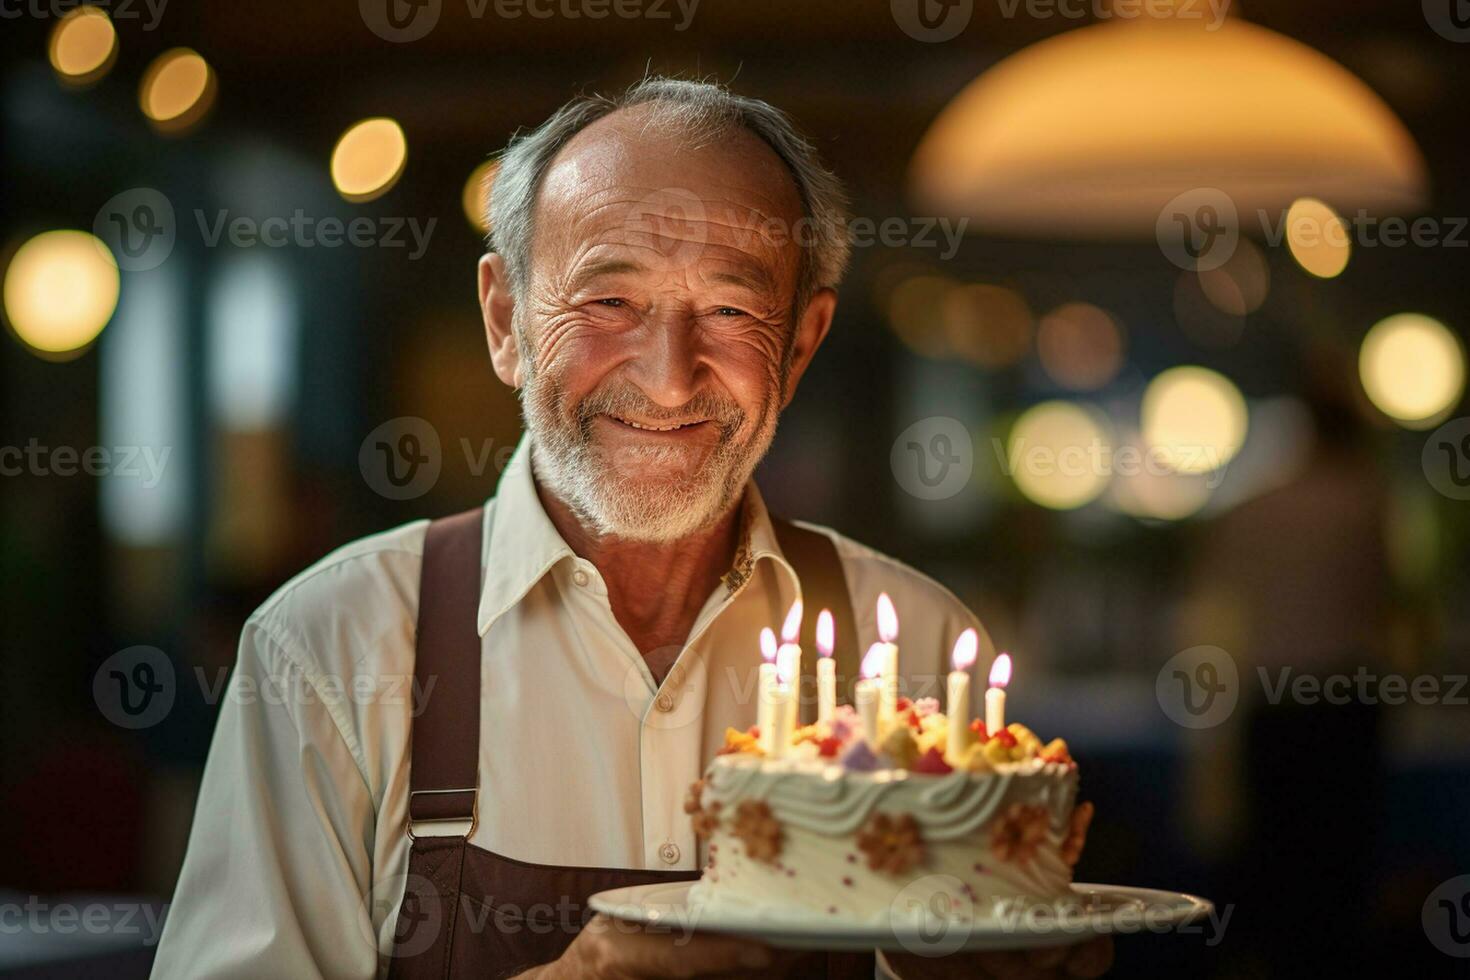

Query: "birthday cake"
<box><xmin>683</xmin><ymin>702</ymin><xmax>1093</xmax><ymax>926</ymax></box>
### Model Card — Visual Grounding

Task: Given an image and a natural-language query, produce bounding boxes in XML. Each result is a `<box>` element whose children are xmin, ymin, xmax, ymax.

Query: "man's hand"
<box><xmin>883</xmin><ymin>935</ymin><xmax>1114</xmax><ymax>980</ymax></box>
<box><xmin>522</xmin><ymin>913</ymin><xmax>799</xmax><ymax>979</ymax></box>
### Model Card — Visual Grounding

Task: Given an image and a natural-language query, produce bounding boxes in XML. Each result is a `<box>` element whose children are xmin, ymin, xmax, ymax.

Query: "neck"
<box><xmin>534</xmin><ymin>474</ymin><xmax>743</xmax><ymax>682</ymax></box>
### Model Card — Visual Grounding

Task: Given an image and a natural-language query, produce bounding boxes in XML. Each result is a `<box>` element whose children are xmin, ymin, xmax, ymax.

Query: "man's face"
<box><xmin>507</xmin><ymin>109</ymin><xmax>816</xmax><ymax>541</ymax></box>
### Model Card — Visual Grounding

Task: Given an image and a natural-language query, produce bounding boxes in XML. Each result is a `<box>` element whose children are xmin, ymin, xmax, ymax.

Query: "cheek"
<box><xmin>536</xmin><ymin>325</ymin><xmax>626</xmax><ymax>401</ymax></box>
<box><xmin>704</xmin><ymin>338</ymin><xmax>784</xmax><ymax>418</ymax></box>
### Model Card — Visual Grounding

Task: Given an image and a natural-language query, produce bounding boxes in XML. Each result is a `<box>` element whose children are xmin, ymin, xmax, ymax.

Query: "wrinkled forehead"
<box><xmin>530</xmin><ymin>106</ymin><xmax>808</xmax><ymax>294</ymax></box>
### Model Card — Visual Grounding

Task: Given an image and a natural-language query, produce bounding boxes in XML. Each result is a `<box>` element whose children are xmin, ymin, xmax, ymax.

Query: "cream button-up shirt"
<box><xmin>152</xmin><ymin>438</ymin><xmax>990</xmax><ymax>979</ymax></box>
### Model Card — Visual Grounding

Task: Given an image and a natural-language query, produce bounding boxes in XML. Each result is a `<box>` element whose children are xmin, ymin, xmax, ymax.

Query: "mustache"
<box><xmin>574</xmin><ymin>382</ymin><xmax>747</xmax><ymax>437</ymax></box>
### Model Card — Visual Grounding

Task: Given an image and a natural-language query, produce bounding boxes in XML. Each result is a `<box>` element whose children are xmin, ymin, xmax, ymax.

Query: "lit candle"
<box><xmin>815</xmin><ymin>609</ymin><xmax>836</xmax><ymax>724</ymax></box>
<box><xmin>856</xmin><ymin>643</ymin><xmax>886</xmax><ymax>746</ymax></box>
<box><xmin>875</xmin><ymin>593</ymin><xmax>899</xmax><ymax>725</ymax></box>
<box><xmin>986</xmin><ymin>652</ymin><xmax>1012</xmax><ymax>735</ymax></box>
<box><xmin>947</xmin><ymin>629</ymin><xmax>979</xmax><ymax>764</ymax></box>
<box><xmin>757</xmin><ymin>628</ymin><xmax>778</xmax><ymax>754</ymax></box>
<box><xmin>778</xmin><ymin>599</ymin><xmax>803</xmax><ymax>736</ymax></box>
<box><xmin>769</xmin><ymin>636</ymin><xmax>798</xmax><ymax>760</ymax></box>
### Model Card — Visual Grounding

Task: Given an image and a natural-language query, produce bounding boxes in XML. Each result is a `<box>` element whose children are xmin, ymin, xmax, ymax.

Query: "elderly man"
<box><xmin>153</xmin><ymin>78</ymin><xmax>1112</xmax><ymax>979</ymax></box>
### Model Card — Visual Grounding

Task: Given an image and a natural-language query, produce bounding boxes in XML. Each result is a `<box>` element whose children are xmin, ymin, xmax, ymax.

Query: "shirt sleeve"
<box><xmin>151</xmin><ymin>621</ymin><xmax>380</xmax><ymax>980</ymax></box>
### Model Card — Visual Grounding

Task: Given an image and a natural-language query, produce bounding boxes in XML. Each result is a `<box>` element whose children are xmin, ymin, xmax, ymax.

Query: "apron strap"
<box><xmin>408</xmin><ymin>507</ymin><xmax>485</xmax><ymax>834</ymax></box>
<box><xmin>771</xmin><ymin>518</ymin><xmax>861</xmax><ymax>726</ymax></box>
<box><xmin>406</xmin><ymin>509</ymin><xmax>862</xmax><ymax>827</ymax></box>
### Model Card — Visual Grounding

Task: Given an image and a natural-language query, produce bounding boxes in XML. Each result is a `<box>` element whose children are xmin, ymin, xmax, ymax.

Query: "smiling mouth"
<box><xmin>605</xmin><ymin>413</ymin><xmax>710</xmax><ymax>433</ymax></box>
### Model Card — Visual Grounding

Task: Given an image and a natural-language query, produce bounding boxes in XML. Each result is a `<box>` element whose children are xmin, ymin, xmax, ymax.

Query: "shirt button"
<box><xmin>658</xmin><ymin>842</ymin><xmax>681</xmax><ymax>865</ymax></box>
<box><xmin>654</xmin><ymin>692</ymin><xmax>675</xmax><ymax>713</ymax></box>
<box><xmin>572</xmin><ymin>569</ymin><xmax>590</xmax><ymax>587</ymax></box>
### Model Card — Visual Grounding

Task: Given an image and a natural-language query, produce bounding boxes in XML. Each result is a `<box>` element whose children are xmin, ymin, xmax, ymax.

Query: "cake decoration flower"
<box><xmin>911</xmin><ymin>696</ymin><xmax>940</xmax><ymax>718</ymax></box>
<box><xmin>683</xmin><ymin>779</ymin><xmax>706</xmax><ymax>816</ymax></box>
<box><xmin>856</xmin><ymin>812</ymin><xmax>925</xmax><ymax>874</ymax></box>
<box><xmin>958</xmin><ymin>742</ymin><xmax>993</xmax><ymax>772</ymax></box>
<box><xmin>684</xmin><ymin>778</ymin><xmax>724</xmax><ymax>838</ymax></box>
<box><xmin>1040</xmin><ymin>738</ymin><xmax>1073</xmax><ymax>766</ymax></box>
<box><xmin>912</xmin><ymin>746</ymin><xmax>953</xmax><ymax>775</ymax></box>
<box><xmin>880</xmin><ymin>725</ymin><xmax>920</xmax><ymax>769</ymax></box>
<box><xmin>731</xmin><ymin>800</ymin><xmax>783</xmax><ymax>863</ymax></box>
<box><xmin>990</xmin><ymin>803</ymin><xmax>1050</xmax><ymax>866</ymax></box>
<box><xmin>691</xmin><ymin>801</ymin><xmax>722</xmax><ymax>839</ymax></box>
<box><xmin>717</xmin><ymin>726</ymin><xmax>764</xmax><ymax>756</ymax></box>
<box><xmin>840</xmin><ymin>739</ymin><xmax>882</xmax><ymax>771</ymax></box>
<box><xmin>1061</xmin><ymin>801</ymin><xmax>1094</xmax><ymax>866</ymax></box>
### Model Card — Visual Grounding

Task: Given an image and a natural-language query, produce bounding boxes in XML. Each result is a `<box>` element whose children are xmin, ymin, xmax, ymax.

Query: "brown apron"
<box><xmin>386</xmin><ymin>508</ymin><xmax>875</xmax><ymax>979</ymax></box>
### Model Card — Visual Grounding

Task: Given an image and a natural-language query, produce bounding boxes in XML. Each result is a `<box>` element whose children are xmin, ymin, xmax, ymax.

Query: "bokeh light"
<box><xmin>942</xmin><ymin>283</ymin><xmax>1032</xmax><ymax>368</ymax></box>
<box><xmin>1008</xmin><ymin>401</ymin><xmax>1111</xmax><ymax>510</ymax></box>
<box><xmin>1358</xmin><ymin>313</ymin><xmax>1465</xmax><ymax>428</ymax></box>
<box><xmin>1198</xmin><ymin>239</ymin><xmax>1270</xmax><ymax>316</ymax></box>
<box><xmin>462</xmin><ymin>160</ymin><xmax>498</xmax><ymax>233</ymax></box>
<box><xmin>3</xmin><ymin>230</ymin><xmax>120</xmax><ymax>358</ymax></box>
<box><xmin>1285</xmin><ymin>197</ymin><xmax>1351</xmax><ymax>279</ymax></box>
<box><xmin>140</xmin><ymin>48</ymin><xmax>216</xmax><ymax>133</ymax></box>
<box><xmin>332</xmin><ymin>118</ymin><xmax>408</xmax><ymax>203</ymax></box>
<box><xmin>1036</xmin><ymin>302</ymin><xmax>1124</xmax><ymax>390</ymax></box>
<box><xmin>886</xmin><ymin>274</ymin><xmax>955</xmax><ymax>358</ymax></box>
<box><xmin>1142</xmin><ymin>366</ymin><xmax>1248</xmax><ymax>474</ymax></box>
<box><xmin>49</xmin><ymin>6</ymin><xmax>117</xmax><ymax>86</ymax></box>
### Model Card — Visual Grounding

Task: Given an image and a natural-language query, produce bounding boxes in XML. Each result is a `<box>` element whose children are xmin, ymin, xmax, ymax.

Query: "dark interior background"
<box><xmin>2</xmin><ymin>1</ymin><xmax>1468</xmax><ymax>976</ymax></box>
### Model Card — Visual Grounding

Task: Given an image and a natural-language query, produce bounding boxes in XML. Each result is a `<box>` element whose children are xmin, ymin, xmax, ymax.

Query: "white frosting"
<box><xmin>690</xmin><ymin>754</ymin><xmax>1080</xmax><ymax>924</ymax></box>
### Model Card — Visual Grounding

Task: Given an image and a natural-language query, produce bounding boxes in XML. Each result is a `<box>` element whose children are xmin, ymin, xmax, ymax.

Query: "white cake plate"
<box><xmin>588</xmin><ymin>881</ymin><xmax>1214</xmax><ymax>953</ymax></box>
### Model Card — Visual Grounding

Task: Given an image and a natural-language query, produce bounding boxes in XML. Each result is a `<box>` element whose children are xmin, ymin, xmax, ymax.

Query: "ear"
<box><xmin>479</xmin><ymin>253</ymin><xmax>524</xmax><ymax>388</ymax></box>
<box><xmin>781</xmin><ymin>288</ymin><xmax>837</xmax><ymax>408</ymax></box>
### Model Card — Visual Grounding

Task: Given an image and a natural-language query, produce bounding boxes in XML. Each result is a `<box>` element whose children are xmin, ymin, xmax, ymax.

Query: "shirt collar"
<box><xmin>476</xmin><ymin>435</ymin><xmax>799</xmax><ymax>636</ymax></box>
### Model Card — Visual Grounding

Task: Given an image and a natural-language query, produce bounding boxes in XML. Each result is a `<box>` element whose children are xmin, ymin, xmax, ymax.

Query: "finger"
<box><xmin>1064</xmin><ymin>936</ymin><xmax>1115</xmax><ymax>979</ymax></box>
<box><xmin>1025</xmin><ymin>942</ymin><xmax>1069</xmax><ymax>970</ymax></box>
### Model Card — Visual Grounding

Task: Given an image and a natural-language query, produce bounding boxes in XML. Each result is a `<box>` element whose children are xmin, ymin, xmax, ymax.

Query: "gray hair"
<box><xmin>486</xmin><ymin>76</ymin><xmax>851</xmax><ymax>316</ymax></box>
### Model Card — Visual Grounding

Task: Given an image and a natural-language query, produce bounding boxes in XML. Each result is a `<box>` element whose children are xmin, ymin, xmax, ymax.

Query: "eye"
<box><xmin>714</xmin><ymin>307</ymin><xmax>748</xmax><ymax>317</ymax></box>
<box><xmin>595</xmin><ymin>298</ymin><xmax>625</xmax><ymax>308</ymax></box>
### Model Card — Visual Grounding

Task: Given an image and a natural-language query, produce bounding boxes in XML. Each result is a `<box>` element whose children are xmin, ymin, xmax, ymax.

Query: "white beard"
<box><xmin>521</xmin><ymin>369</ymin><xmax>780</xmax><ymax>543</ymax></box>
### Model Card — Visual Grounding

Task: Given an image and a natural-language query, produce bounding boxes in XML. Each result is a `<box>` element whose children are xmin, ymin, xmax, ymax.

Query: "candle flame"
<box><xmin>760</xmin><ymin>627</ymin><xmax>777</xmax><ymax>663</ymax></box>
<box><xmin>781</xmin><ymin>598</ymin><xmax>803</xmax><ymax>644</ymax></box>
<box><xmin>861</xmin><ymin>642</ymin><xmax>887</xmax><ymax>680</ymax></box>
<box><xmin>776</xmin><ymin>645</ymin><xmax>799</xmax><ymax>685</ymax></box>
<box><xmin>951</xmin><ymin>628</ymin><xmax>979</xmax><ymax>672</ymax></box>
<box><xmin>876</xmin><ymin>593</ymin><xmax>898</xmax><ymax>643</ymax></box>
<box><xmin>816</xmin><ymin>609</ymin><xmax>834</xmax><ymax>657</ymax></box>
<box><xmin>988</xmin><ymin>652</ymin><xmax>1012</xmax><ymax>688</ymax></box>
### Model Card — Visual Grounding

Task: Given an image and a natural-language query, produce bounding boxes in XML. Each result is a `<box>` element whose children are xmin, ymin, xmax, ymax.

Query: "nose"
<box><xmin>627</xmin><ymin>313</ymin><xmax>703</xmax><ymax>408</ymax></box>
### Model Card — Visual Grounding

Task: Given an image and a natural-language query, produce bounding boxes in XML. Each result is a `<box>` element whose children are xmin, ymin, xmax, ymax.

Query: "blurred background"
<box><xmin>2</xmin><ymin>0</ymin><xmax>1468</xmax><ymax>976</ymax></box>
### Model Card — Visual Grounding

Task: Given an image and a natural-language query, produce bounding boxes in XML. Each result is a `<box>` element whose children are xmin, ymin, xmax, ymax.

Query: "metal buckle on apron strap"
<box><xmin>407</xmin><ymin>787</ymin><xmax>478</xmax><ymax>840</ymax></box>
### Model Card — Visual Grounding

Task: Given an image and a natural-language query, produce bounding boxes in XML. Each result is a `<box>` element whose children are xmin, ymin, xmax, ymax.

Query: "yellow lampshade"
<box><xmin>910</xmin><ymin>14</ymin><xmax>1427</xmax><ymax>238</ymax></box>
